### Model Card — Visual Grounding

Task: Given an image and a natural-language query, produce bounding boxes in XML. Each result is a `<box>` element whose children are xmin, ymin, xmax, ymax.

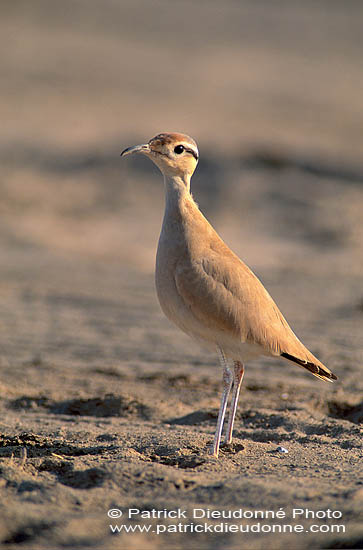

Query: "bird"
<box><xmin>121</xmin><ymin>132</ymin><xmax>337</xmax><ymax>458</ymax></box>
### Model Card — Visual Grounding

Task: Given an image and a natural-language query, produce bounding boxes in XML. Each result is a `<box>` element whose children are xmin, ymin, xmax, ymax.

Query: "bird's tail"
<box><xmin>281</xmin><ymin>352</ymin><xmax>337</xmax><ymax>382</ymax></box>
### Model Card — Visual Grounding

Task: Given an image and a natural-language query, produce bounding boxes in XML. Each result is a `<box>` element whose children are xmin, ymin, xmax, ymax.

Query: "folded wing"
<box><xmin>174</xmin><ymin>244</ymin><xmax>336</xmax><ymax>382</ymax></box>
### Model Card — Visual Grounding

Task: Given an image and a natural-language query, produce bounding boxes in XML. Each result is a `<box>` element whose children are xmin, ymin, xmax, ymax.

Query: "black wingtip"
<box><xmin>281</xmin><ymin>352</ymin><xmax>337</xmax><ymax>381</ymax></box>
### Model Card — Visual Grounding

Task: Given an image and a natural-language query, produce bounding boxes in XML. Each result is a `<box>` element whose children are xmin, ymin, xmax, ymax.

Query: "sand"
<box><xmin>0</xmin><ymin>2</ymin><xmax>362</xmax><ymax>549</ymax></box>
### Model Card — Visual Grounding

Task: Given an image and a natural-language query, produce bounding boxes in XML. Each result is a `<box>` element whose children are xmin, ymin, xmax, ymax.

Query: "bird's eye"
<box><xmin>174</xmin><ymin>145</ymin><xmax>185</xmax><ymax>154</ymax></box>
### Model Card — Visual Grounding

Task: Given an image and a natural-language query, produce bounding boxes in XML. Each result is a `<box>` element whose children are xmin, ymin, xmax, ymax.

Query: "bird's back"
<box><xmin>156</xmin><ymin>189</ymin><xmax>336</xmax><ymax>382</ymax></box>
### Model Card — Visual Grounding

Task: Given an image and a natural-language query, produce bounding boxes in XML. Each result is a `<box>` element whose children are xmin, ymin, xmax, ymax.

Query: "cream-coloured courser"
<box><xmin>121</xmin><ymin>132</ymin><xmax>337</xmax><ymax>458</ymax></box>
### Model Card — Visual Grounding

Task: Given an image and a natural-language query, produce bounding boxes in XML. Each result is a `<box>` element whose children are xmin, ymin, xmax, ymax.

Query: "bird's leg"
<box><xmin>212</xmin><ymin>348</ymin><xmax>233</xmax><ymax>458</ymax></box>
<box><xmin>224</xmin><ymin>361</ymin><xmax>245</xmax><ymax>445</ymax></box>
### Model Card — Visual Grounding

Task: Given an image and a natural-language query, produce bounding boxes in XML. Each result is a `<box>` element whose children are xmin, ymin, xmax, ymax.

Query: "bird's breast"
<box><xmin>155</xmin><ymin>232</ymin><xmax>187</xmax><ymax>325</ymax></box>
<box><xmin>155</xmin><ymin>230</ymin><xmax>208</xmax><ymax>344</ymax></box>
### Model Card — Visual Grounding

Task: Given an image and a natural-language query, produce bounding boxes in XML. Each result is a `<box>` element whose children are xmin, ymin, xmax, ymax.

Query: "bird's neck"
<box><xmin>160</xmin><ymin>173</ymin><xmax>212</xmax><ymax>248</ymax></box>
<box><xmin>163</xmin><ymin>174</ymin><xmax>192</xmax><ymax>215</ymax></box>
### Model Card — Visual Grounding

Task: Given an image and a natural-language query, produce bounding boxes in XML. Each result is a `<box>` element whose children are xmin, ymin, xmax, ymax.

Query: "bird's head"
<box><xmin>121</xmin><ymin>132</ymin><xmax>199</xmax><ymax>180</ymax></box>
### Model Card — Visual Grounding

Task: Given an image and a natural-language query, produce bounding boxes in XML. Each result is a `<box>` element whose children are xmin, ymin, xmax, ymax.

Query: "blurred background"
<box><xmin>0</xmin><ymin>3</ymin><xmax>363</xmax><ymax>549</ymax></box>
<box><xmin>0</xmin><ymin>0</ymin><xmax>362</xmax><ymax>374</ymax></box>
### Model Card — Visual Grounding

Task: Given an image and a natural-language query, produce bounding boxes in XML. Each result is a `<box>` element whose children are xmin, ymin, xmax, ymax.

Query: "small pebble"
<box><xmin>281</xmin><ymin>393</ymin><xmax>289</xmax><ymax>400</ymax></box>
<box><xmin>276</xmin><ymin>446</ymin><xmax>289</xmax><ymax>453</ymax></box>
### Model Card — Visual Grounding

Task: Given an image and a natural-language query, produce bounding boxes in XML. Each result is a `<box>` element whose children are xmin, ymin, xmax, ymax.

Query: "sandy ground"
<box><xmin>0</xmin><ymin>2</ymin><xmax>362</xmax><ymax>549</ymax></box>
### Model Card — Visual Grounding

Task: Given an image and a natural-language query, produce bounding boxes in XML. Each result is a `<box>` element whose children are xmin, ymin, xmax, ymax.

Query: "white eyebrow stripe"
<box><xmin>180</xmin><ymin>142</ymin><xmax>199</xmax><ymax>160</ymax></box>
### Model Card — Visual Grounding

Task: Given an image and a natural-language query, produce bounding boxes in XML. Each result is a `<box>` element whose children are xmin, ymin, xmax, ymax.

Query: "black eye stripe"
<box><xmin>186</xmin><ymin>148</ymin><xmax>199</xmax><ymax>161</ymax></box>
<box><xmin>174</xmin><ymin>144</ymin><xmax>198</xmax><ymax>160</ymax></box>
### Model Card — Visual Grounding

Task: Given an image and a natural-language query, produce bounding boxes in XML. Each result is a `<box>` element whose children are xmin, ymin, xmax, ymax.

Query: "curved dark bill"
<box><xmin>120</xmin><ymin>144</ymin><xmax>150</xmax><ymax>157</ymax></box>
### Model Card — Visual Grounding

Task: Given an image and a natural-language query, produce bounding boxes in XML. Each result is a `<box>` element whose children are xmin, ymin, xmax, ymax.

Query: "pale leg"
<box><xmin>212</xmin><ymin>348</ymin><xmax>233</xmax><ymax>458</ymax></box>
<box><xmin>224</xmin><ymin>361</ymin><xmax>245</xmax><ymax>445</ymax></box>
